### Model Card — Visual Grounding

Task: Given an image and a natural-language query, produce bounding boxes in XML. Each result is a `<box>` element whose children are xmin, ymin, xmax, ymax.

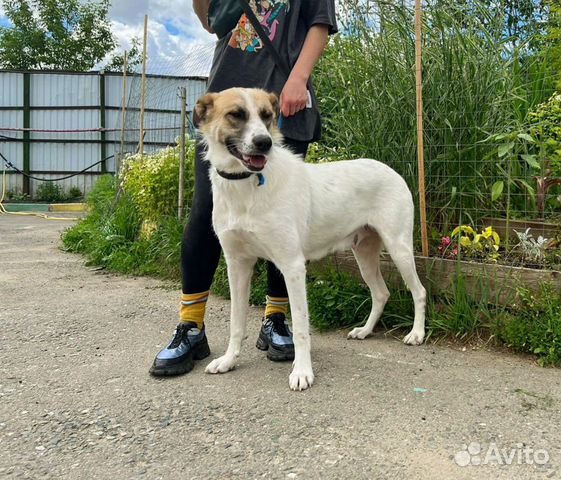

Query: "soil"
<box><xmin>0</xmin><ymin>215</ymin><xmax>560</xmax><ymax>479</ymax></box>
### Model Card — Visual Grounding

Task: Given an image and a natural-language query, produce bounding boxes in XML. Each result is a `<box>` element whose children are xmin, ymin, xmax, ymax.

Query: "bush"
<box><xmin>35</xmin><ymin>183</ymin><xmax>65</xmax><ymax>202</ymax></box>
<box><xmin>62</xmin><ymin>174</ymin><xmax>184</xmax><ymax>278</ymax></box>
<box><xmin>5</xmin><ymin>190</ymin><xmax>30</xmax><ymax>201</ymax></box>
<box><xmin>67</xmin><ymin>186</ymin><xmax>83</xmax><ymax>199</ymax></box>
<box><xmin>529</xmin><ymin>92</ymin><xmax>561</xmax><ymax>178</ymax></box>
<box><xmin>492</xmin><ymin>284</ymin><xmax>561</xmax><ymax>366</ymax></box>
<box><xmin>120</xmin><ymin>140</ymin><xmax>196</xmax><ymax>222</ymax></box>
<box><xmin>307</xmin><ymin>268</ymin><xmax>371</xmax><ymax>331</ymax></box>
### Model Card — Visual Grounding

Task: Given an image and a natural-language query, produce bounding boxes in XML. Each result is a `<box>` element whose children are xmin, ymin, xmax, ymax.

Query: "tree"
<box><xmin>0</xmin><ymin>0</ymin><xmax>116</xmax><ymax>71</ymax></box>
<box><xmin>104</xmin><ymin>37</ymin><xmax>144</xmax><ymax>73</ymax></box>
<box><xmin>540</xmin><ymin>1</ymin><xmax>561</xmax><ymax>89</ymax></box>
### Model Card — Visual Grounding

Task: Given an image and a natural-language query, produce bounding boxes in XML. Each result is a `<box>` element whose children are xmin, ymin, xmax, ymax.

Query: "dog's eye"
<box><xmin>228</xmin><ymin>109</ymin><xmax>247</xmax><ymax>121</ymax></box>
<box><xmin>260</xmin><ymin>110</ymin><xmax>273</xmax><ymax>122</ymax></box>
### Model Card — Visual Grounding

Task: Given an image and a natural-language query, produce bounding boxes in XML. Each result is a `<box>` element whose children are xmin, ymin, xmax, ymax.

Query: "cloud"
<box><xmin>0</xmin><ymin>0</ymin><xmax>216</xmax><ymax>76</ymax></box>
<box><xmin>108</xmin><ymin>0</ymin><xmax>216</xmax><ymax>75</ymax></box>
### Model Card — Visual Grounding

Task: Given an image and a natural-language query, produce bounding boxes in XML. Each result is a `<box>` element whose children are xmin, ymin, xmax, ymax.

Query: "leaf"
<box><xmin>521</xmin><ymin>154</ymin><xmax>540</xmax><ymax>169</ymax></box>
<box><xmin>517</xmin><ymin>133</ymin><xmax>535</xmax><ymax>143</ymax></box>
<box><xmin>491</xmin><ymin>181</ymin><xmax>504</xmax><ymax>202</ymax></box>
<box><xmin>498</xmin><ymin>142</ymin><xmax>515</xmax><ymax>157</ymax></box>
<box><xmin>450</xmin><ymin>186</ymin><xmax>457</xmax><ymax>202</ymax></box>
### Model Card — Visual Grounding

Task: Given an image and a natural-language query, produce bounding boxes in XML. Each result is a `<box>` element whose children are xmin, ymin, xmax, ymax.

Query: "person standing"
<box><xmin>150</xmin><ymin>0</ymin><xmax>337</xmax><ymax>376</ymax></box>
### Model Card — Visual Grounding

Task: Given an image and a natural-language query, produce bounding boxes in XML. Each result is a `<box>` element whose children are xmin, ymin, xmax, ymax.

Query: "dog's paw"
<box><xmin>205</xmin><ymin>355</ymin><xmax>236</xmax><ymax>374</ymax></box>
<box><xmin>347</xmin><ymin>326</ymin><xmax>371</xmax><ymax>340</ymax></box>
<box><xmin>289</xmin><ymin>367</ymin><xmax>314</xmax><ymax>391</ymax></box>
<box><xmin>403</xmin><ymin>329</ymin><xmax>425</xmax><ymax>345</ymax></box>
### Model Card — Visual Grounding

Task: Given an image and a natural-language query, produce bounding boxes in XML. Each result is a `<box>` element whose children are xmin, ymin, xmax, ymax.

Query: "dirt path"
<box><xmin>0</xmin><ymin>215</ymin><xmax>559</xmax><ymax>480</ymax></box>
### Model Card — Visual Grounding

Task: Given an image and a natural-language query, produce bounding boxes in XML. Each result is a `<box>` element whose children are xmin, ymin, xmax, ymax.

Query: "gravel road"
<box><xmin>0</xmin><ymin>215</ymin><xmax>559</xmax><ymax>480</ymax></box>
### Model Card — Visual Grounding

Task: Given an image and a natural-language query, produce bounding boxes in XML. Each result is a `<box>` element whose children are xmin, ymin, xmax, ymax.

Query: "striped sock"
<box><xmin>180</xmin><ymin>291</ymin><xmax>209</xmax><ymax>329</ymax></box>
<box><xmin>265</xmin><ymin>295</ymin><xmax>289</xmax><ymax>318</ymax></box>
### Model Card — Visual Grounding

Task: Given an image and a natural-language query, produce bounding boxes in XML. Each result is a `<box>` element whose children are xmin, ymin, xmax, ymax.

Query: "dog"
<box><xmin>195</xmin><ymin>88</ymin><xmax>426</xmax><ymax>391</ymax></box>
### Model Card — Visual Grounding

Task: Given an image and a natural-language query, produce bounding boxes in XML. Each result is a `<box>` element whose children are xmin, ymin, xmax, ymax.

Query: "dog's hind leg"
<box><xmin>206</xmin><ymin>255</ymin><xmax>257</xmax><ymax>374</ymax></box>
<box><xmin>379</xmin><ymin>231</ymin><xmax>426</xmax><ymax>345</ymax></box>
<box><xmin>348</xmin><ymin>231</ymin><xmax>390</xmax><ymax>340</ymax></box>
<box><xmin>275</xmin><ymin>255</ymin><xmax>314</xmax><ymax>391</ymax></box>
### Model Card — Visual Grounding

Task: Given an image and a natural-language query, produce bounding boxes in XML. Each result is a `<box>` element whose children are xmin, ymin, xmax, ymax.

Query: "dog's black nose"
<box><xmin>252</xmin><ymin>135</ymin><xmax>272</xmax><ymax>153</ymax></box>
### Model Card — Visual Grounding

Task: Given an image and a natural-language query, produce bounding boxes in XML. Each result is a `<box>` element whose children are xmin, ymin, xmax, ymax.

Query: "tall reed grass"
<box><xmin>315</xmin><ymin>0</ymin><xmax>557</xmax><ymax>240</ymax></box>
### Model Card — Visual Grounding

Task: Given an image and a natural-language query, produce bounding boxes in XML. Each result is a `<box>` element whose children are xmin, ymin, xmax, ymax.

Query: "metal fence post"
<box><xmin>23</xmin><ymin>73</ymin><xmax>31</xmax><ymax>196</ymax></box>
<box><xmin>99</xmin><ymin>71</ymin><xmax>107</xmax><ymax>174</ymax></box>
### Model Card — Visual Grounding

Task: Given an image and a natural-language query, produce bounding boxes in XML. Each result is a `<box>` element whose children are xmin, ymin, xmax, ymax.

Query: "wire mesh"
<box><xmin>119</xmin><ymin>0</ymin><xmax>561</xmax><ymax>272</ymax></box>
<box><xmin>315</xmin><ymin>0</ymin><xmax>561</xmax><ymax>271</ymax></box>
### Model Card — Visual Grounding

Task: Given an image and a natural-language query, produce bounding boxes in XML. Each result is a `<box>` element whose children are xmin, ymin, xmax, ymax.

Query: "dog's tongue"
<box><xmin>243</xmin><ymin>154</ymin><xmax>266</xmax><ymax>170</ymax></box>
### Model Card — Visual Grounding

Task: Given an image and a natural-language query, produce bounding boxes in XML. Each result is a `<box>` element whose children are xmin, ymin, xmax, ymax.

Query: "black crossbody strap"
<box><xmin>236</xmin><ymin>0</ymin><xmax>291</xmax><ymax>78</ymax></box>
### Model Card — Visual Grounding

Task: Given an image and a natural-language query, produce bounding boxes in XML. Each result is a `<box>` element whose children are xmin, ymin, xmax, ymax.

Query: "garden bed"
<box><xmin>482</xmin><ymin>217</ymin><xmax>561</xmax><ymax>243</ymax></box>
<box><xmin>317</xmin><ymin>252</ymin><xmax>561</xmax><ymax>305</ymax></box>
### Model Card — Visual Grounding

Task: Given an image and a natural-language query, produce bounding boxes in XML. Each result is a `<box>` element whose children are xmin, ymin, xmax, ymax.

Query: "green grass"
<box><xmin>61</xmin><ymin>175</ymin><xmax>184</xmax><ymax>279</ymax></box>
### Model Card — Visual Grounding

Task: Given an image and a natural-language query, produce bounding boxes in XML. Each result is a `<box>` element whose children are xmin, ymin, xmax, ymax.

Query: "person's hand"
<box><xmin>280</xmin><ymin>76</ymin><xmax>308</xmax><ymax>117</ymax></box>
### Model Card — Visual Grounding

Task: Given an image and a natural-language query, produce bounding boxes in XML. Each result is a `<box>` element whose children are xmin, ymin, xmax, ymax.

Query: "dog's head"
<box><xmin>195</xmin><ymin>88</ymin><xmax>281</xmax><ymax>172</ymax></box>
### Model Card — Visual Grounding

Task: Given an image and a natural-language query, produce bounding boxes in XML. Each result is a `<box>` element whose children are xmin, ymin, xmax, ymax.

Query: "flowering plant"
<box><xmin>439</xmin><ymin>225</ymin><xmax>501</xmax><ymax>262</ymax></box>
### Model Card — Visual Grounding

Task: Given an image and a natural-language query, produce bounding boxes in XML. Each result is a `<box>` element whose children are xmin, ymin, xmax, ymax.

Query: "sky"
<box><xmin>107</xmin><ymin>0</ymin><xmax>216</xmax><ymax>75</ymax></box>
<box><xmin>0</xmin><ymin>0</ymin><xmax>217</xmax><ymax>76</ymax></box>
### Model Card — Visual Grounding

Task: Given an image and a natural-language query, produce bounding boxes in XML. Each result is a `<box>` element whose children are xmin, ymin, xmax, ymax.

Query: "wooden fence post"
<box><xmin>415</xmin><ymin>0</ymin><xmax>429</xmax><ymax>257</ymax></box>
<box><xmin>117</xmin><ymin>51</ymin><xmax>129</xmax><ymax>178</ymax></box>
<box><xmin>178</xmin><ymin>87</ymin><xmax>187</xmax><ymax>220</ymax></box>
<box><xmin>139</xmin><ymin>15</ymin><xmax>148</xmax><ymax>158</ymax></box>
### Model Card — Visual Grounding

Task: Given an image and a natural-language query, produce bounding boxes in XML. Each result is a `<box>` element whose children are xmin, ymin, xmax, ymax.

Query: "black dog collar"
<box><xmin>215</xmin><ymin>169</ymin><xmax>253</xmax><ymax>181</ymax></box>
<box><xmin>215</xmin><ymin>169</ymin><xmax>266</xmax><ymax>186</ymax></box>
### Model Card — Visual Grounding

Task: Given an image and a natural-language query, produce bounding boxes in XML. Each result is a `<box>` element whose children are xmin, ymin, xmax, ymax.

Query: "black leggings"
<box><xmin>181</xmin><ymin>138</ymin><xmax>309</xmax><ymax>296</ymax></box>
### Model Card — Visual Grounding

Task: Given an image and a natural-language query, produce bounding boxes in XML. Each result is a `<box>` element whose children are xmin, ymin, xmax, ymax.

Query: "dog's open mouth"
<box><xmin>227</xmin><ymin>143</ymin><xmax>267</xmax><ymax>172</ymax></box>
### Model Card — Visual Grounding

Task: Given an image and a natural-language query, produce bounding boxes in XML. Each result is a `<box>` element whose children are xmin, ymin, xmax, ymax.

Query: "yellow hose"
<box><xmin>0</xmin><ymin>164</ymin><xmax>78</xmax><ymax>221</ymax></box>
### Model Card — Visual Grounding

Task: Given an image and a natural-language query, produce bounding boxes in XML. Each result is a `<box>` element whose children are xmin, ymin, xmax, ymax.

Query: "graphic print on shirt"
<box><xmin>228</xmin><ymin>0</ymin><xmax>290</xmax><ymax>52</ymax></box>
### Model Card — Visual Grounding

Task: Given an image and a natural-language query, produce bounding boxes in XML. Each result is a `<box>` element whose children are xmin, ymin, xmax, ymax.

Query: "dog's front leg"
<box><xmin>278</xmin><ymin>257</ymin><xmax>314</xmax><ymax>391</ymax></box>
<box><xmin>206</xmin><ymin>255</ymin><xmax>256</xmax><ymax>374</ymax></box>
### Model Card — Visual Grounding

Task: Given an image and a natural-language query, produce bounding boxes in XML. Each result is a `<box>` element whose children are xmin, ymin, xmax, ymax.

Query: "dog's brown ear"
<box><xmin>268</xmin><ymin>93</ymin><xmax>280</xmax><ymax>119</ymax></box>
<box><xmin>194</xmin><ymin>93</ymin><xmax>217</xmax><ymax>127</ymax></box>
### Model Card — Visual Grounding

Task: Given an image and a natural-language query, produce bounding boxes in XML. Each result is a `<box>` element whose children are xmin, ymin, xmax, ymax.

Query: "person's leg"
<box><xmin>150</xmin><ymin>141</ymin><xmax>220</xmax><ymax>376</ymax></box>
<box><xmin>258</xmin><ymin>138</ymin><xmax>309</xmax><ymax>361</ymax></box>
<box><xmin>179</xmin><ymin>142</ymin><xmax>222</xmax><ymax>326</ymax></box>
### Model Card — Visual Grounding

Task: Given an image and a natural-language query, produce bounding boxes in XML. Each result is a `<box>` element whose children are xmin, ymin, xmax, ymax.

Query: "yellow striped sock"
<box><xmin>179</xmin><ymin>291</ymin><xmax>209</xmax><ymax>329</ymax></box>
<box><xmin>265</xmin><ymin>295</ymin><xmax>289</xmax><ymax>317</ymax></box>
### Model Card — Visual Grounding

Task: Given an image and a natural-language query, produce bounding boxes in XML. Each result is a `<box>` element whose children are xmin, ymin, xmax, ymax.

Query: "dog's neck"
<box><xmin>215</xmin><ymin>168</ymin><xmax>266</xmax><ymax>187</ymax></box>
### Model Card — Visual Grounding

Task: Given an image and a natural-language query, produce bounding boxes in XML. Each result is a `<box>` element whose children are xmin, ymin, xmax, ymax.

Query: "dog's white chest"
<box><xmin>212</xmin><ymin>197</ymin><xmax>275</xmax><ymax>260</ymax></box>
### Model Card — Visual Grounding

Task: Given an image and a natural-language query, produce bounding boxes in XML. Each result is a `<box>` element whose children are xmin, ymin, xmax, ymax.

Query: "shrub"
<box><xmin>67</xmin><ymin>186</ymin><xmax>83</xmax><ymax>199</ymax></box>
<box><xmin>35</xmin><ymin>183</ymin><xmax>64</xmax><ymax>202</ymax></box>
<box><xmin>492</xmin><ymin>284</ymin><xmax>561</xmax><ymax>366</ymax></box>
<box><xmin>5</xmin><ymin>189</ymin><xmax>30</xmax><ymax>201</ymax></box>
<box><xmin>62</xmin><ymin>175</ymin><xmax>143</xmax><ymax>269</ymax></box>
<box><xmin>307</xmin><ymin>268</ymin><xmax>372</xmax><ymax>331</ymax></box>
<box><xmin>62</xmin><ymin>136</ymin><xmax>197</xmax><ymax>279</ymax></box>
<box><xmin>120</xmin><ymin>140</ymin><xmax>196</xmax><ymax>222</ymax></box>
<box><xmin>529</xmin><ymin>92</ymin><xmax>561</xmax><ymax>178</ymax></box>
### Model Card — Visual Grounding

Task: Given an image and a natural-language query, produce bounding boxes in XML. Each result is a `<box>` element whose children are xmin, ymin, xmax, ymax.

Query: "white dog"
<box><xmin>196</xmin><ymin>88</ymin><xmax>426</xmax><ymax>391</ymax></box>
